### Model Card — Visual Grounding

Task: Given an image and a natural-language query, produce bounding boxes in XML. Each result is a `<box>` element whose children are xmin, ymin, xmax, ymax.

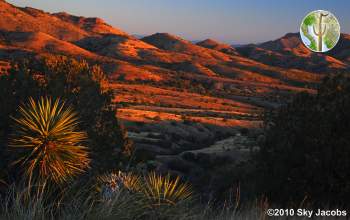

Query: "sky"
<box><xmin>7</xmin><ymin>0</ymin><xmax>350</xmax><ymax>44</ymax></box>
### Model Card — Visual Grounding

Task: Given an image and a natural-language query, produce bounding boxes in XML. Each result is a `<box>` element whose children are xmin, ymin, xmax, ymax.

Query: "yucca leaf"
<box><xmin>10</xmin><ymin>97</ymin><xmax>90</xmax><ymax>187</ymax></box>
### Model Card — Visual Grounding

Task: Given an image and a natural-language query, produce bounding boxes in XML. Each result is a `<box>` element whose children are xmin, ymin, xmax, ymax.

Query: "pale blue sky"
<box><xmin>7</xmin><ymin>0</ymin><xmax>350</xmax><ymax>44</ymax></box>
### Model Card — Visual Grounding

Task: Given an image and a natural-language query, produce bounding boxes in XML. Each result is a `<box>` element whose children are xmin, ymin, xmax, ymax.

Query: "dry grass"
<box><xmin>0</xmin><ymin>184</ymin><xmax>276</xmax><ymax>220</ymax></box>
<box><xmin>0</xmin><ymin>180</ymin><xmax>336</xmax><ymax>220</ymax></box>
<box><xmin>113</xmin><ymin>83</ymin><xmax>262</xmax><ymax>128</ymax></box>
<box><xmin>112</xmin><ymin>84</ymin><xmax>257</xmax><ymax>111</ymax></box>
<box><xmin>118</xmin><ymin>108</ymin><xmax>261</xmax><ymax>128</ymax></box>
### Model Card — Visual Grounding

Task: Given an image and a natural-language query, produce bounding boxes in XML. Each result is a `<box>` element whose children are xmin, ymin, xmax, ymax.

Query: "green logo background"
<box><xmin>300</xmin><ymin>10</ymin><xmax>340</xmax><ymax>52</ymax></box>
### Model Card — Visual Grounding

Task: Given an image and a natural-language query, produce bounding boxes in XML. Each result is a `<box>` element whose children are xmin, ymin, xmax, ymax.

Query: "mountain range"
<box><xmin>1</xmin><ymin>0</ymin><xmax>350</xmax><ymax>169</ymax></box>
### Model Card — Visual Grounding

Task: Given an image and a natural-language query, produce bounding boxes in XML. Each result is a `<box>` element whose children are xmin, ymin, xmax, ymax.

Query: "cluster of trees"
<box><xmin>256</xmin><ymin>74</ymin><xmax>350</xmax><ymax>207</ymax></box>
<box><xmin>0</xmin><ymin>55</ymin><xmax>132</xmax><ymax>186</ymax></box>
<box><xmin>0</xmin><ymin>55</ymin><xmax>197</xmax><ymax>220</ymax></box>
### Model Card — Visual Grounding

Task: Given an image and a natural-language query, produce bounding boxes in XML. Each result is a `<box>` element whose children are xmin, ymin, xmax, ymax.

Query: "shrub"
<box><xmin>97</xmin><ymin>171</ymin><xmax>141</xmax><ymax>200</ymax></box>
<box><xmin>0</xmin><ymin>171</ymin><xmax>274</xmax><ymax>220</ymax></box>
<box><xmin>39</xmin><ymin>56</ymin><xmax>123</xmax><ymax>172</ymax></box>
<box><xmin>0</xmin><ymin>56</ymin><xmax>128</xmax><ymax>180</ymax></box>
<box><xmin>0</xmin><ymin>61</ymin><xmax>41</xmax><ymax>181</ymax></box>
<box><xmin>10</xmin><ymin>97</ymin><xmax>90</xmax><ymax>188</ymax></box>
<box><xmin>256</xmin><ymin>74</ymin><xmax>350</xmax><ymax>207</ymax></box>
<box><xmin>95</xmin><ymin>171</ymin><xmax>193</xmax><ymax>219</ymax></box>
<box><xmin>142</xmin><ymin>172</ymin><xmax>192</xmax><ymax>207</ymax></box>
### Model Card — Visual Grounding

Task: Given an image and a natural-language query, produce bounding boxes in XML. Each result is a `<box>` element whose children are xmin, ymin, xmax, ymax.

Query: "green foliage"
<box><xmin>324</xmin><ymin>37</ymin><xmax>333</xmax><ymax>49</ymax></box>
<box><xmin>303</xmin><ymin>14</ymin><xmax>316</xmax><ymax>26</ymax></box>
<box><xmin>10</xmin><ymin>97</ymin><xmax>90</xmax><ymax>187</ymax></box>
<box><xmin>257</xmin><ymin>74</ymin><xmax>350</xmax><ymax>207</ymax></box>
<box><xmin>309</xmin><ymin>39</ymin><xmax>317</xmax><ymax>51</ymax></box>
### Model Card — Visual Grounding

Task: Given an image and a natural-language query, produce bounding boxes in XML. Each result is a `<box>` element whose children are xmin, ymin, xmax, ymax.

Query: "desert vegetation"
<box><xmin>0</xmin><ymin>55</ymin><xmax>349</xmax><ymax>219</ymax></box>
<box><xmin>256</xmin><ymin>74</ymin><xmax>350</xmax><ymax>207</ymax></box>
<box><xmin>1</xmin><ymin>1</ymin><xmax>350</xmax><ymax>219</ymax></box>
<box><xmin>10</xmin><ymin>97</ymin><xmax>90</xmax><ymax>189</ymax></box>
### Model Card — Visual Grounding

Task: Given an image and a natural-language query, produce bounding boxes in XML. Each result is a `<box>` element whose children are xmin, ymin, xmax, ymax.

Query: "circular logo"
<box><xmin>300</xmin><ymin>10</ymin><xmax>340</xmax><ymax>52</ymax></box>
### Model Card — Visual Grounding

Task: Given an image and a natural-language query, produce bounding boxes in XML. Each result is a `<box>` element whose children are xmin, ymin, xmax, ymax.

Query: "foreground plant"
<box><xmin>98</xmin><ymin>171</ymin><xmax>193</xmax><ymax>207</ymax></box>
<box><xmin>142</xmin><ymin>172</ymin><xmax>192</xmax><ymax>207</ymax></box>
<box><xmin>96</xmin><ymin>171</ymin><xmax>193</xmax><ymax>219</ymax></box>
<box><xmin>97</xmin><ymin>171</ymin><xmax>141</xmax><ymax>200</ymax></box>
<box><xmin>140</xmin><ymin>172</ymin><xmax>193</xmax><ymax>219</ymax></box>
<box><xmin>10</xmin><ymin>97</ymin><xmax>90</xmax><ymax>187</ymax></box>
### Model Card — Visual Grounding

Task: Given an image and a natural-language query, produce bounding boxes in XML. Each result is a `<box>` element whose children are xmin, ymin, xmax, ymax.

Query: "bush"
<box><xmin>10</xmin><ymin>97</ymin><xmax>90</xmax><ymax>188</ymax></box>
<box><xmin>0</xmin><ymin>56</ymin><xmax>129</xmax><ymax>181</ymax></box>
<box><xmin>95</xmin><ymin>171</ymin><xmax>193</xmax><ymax>219</ymax></box>
<box><xmin>256</xmin><ymin>74</ymin><xmax>350</xmax><ymax>207</ymax></box>
<box><xmin>0</xmin><ymin>172</ymin><xmax>270</xmax><ymax>220</ymax></box>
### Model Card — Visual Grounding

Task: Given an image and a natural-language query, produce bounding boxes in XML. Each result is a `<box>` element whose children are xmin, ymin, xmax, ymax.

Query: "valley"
<box><xmin>0</xmin><ymin>0</ymin><xmax>349</xmax><ymax>179</ymax></box>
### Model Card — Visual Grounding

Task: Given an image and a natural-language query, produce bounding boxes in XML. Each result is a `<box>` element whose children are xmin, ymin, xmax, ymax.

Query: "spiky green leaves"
<box><xmin>97</xmin><ymin>171</ymin><xmax>192</xmax><ymax>206</ymax></box>
<box><xmin>303</xmin><ymin>14</ymin><xmax>316</xmax><ymax>26</ymax></box>
<box><xmin>10</xmin><ymin>97</ymin><xmax>90</xmax><ymax>186</ymax></box>
<box><xmin>142</xmin><ymin>172</ymin><xmax>192</xmax><ymax>207</ymax></box>
<box><xmin>96</xmin><ymin>171</ymin><xmax>193</xmax><ymax>218</ymax></box>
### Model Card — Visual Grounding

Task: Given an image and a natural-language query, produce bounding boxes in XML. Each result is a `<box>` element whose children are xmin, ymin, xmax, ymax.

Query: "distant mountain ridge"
<box><xmin>2</xmin><ymin>0</ymin><xmax>350</xmax><ymax>173</ymax></box>
<box><xmin>236</xmin><ymin>33</ymin><xmax>349</xmax><ymax>73</ymax></box>
<box><xmin>197</xmin><ymin>39</ymin><xmax>238</xmax><ymax>56</ymax></box>
<box><xmin>0</xmin><ymin>0</ymin><xmax>126</xmax><ymax>41</ymax></box>
<box><xmin>0</xmin><ymin>0</ymin><xmax>349</xmax><ymax>93</ymax></box>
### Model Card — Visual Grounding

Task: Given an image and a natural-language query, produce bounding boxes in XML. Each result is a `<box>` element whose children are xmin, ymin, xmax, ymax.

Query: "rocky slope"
<box><xmin>197</xmin><ymin>38</ymin><xmax>238</xmax><ymax>56</ymax></box>
<box><xmin>0</xmin><ymin>0</ymin><xmax>349</xmax><ymax>177</ymax></box>
<box><xmin>236</xmin><ymin>33</ymin><xmax>349</xmax><ymax>73</ymax></box>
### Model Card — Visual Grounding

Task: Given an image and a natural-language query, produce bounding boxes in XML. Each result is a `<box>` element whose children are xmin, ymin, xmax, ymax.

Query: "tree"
<box><xmin>39</xmin><ymin>56</ymin><xmax>121</xmax><ymax>172</ymax></box>
<box><xmin>0</xmin><ymin>60</ymin><xmax>41</xmax><ymax>184</ymax></box>
<box><xmin>0</xmin><ymin>55</ymin><xmax>128</xmax><ymax>181</ymax></box>
<box><xmin>256</xmin><ymin>74</ymin><xmax>350</xmax><ymax>207</ymax></box>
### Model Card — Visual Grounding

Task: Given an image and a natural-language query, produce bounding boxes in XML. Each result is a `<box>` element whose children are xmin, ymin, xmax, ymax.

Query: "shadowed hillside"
<box><xmin>1</xmin><ymin>1</ymin><xmax>350</xmax><ymax>219</ymax></box>
<box><xmin>0</xmin><ymin>0</ymin><xmax>349</xmax><ymax>180</ymax></box>
<box><xmin>236</xmin><ymin>33</ymin><xmax>349</xmax><ymax>72</ymax></box>
<box><xmin>197</xmin><ymin>38</ymin><xmax>238</xmax><ymax>56</ymax></box>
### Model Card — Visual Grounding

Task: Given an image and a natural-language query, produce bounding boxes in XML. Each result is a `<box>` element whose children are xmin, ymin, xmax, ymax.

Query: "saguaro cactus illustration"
<box><xmin>313</xmin><ymin>12</ymin><xmax>328</xmax><ymax>51</ymax></box>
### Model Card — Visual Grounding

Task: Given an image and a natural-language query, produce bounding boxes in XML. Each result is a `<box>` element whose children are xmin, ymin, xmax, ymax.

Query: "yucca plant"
<box><xmin>10</xmin><ymin>97</ymin><xmax>90</xmax><ymax>188</ymax></box>
<box><xmin>141</xmin><ymin>172</ymin><xmax>193</xmax><ymax>219</ymax></box>
<box><xmin>97</xmin><ymin>171</ymin><xmax>141</xmax><ymax>200</ymax></box>
<box><xmin>96</xmin><ymin>171</ymin><xmax>193</xmax><ymax>219</ymax></box>
<box><xmin>142</xmin><ymin>172</ymin><xmax>192</xmax><ymax>207</ymax></box>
